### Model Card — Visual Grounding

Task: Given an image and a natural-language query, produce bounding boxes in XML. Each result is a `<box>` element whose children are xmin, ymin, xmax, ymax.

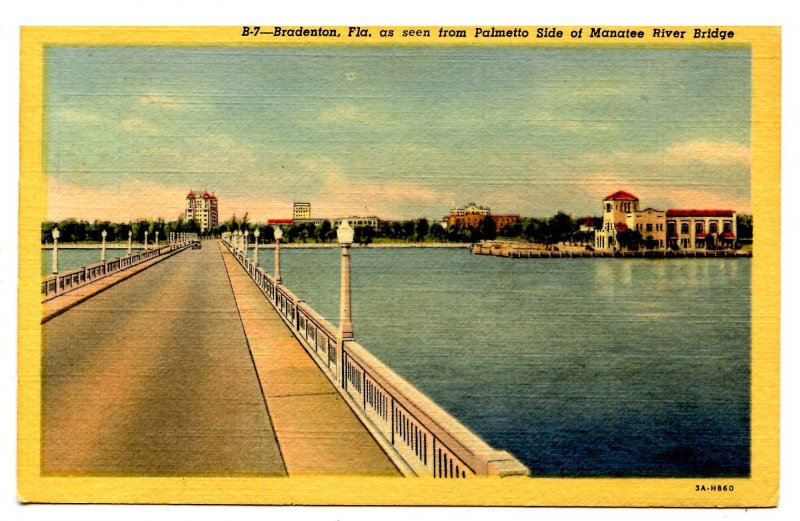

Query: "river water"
<box><xmin>41</xmin><ymin>247</ymin><xmax>145</xmax><ymax>275</ymax></box>
<box><xmin>250</xmin><ymin>247</ymin><xmax>750</xmax><ymax>477</ymax></box>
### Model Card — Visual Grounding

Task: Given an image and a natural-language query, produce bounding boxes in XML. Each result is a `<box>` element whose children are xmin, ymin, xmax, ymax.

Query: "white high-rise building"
<box><xmin>185</xmin><ymin>190</ymin><xmax>219</xmax><ymax>231</ymax></box>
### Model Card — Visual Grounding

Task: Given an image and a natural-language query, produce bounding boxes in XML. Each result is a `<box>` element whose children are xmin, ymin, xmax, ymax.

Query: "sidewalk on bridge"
<box><xmin>41</xmin><ymin>247</ymin><xmax>187</xmax><ymax>324</ymax></box>
<box><xmin>220</xmin><ymin>243</ymin><xmax>400</xmax><ymax>476</ymax></box>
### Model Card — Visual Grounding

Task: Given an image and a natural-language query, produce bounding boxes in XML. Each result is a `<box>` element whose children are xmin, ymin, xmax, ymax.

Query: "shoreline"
<box><xmin>42</xmin><ymin>242</ymin><xmax>472</xmax><ymax>250</ymax></box>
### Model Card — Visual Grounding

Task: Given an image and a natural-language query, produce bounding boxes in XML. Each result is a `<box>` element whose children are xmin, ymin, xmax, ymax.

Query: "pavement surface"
<box><xmin>42</xmin><ymin>243</ymin><xmax>287</xmax><ymax>475</ymax></box>
<box><xmin>220</xmin><ymin>244</ymin><xmax>399</xmax><ymax>476</ymax></box>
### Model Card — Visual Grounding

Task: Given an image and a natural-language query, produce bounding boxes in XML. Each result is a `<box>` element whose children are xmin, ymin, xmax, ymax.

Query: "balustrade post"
<box><xmin>253</xmin><ymin>228</ymin><xmax>260</xmax><ymax>267</ymax></box>
<box><xmin>273</xmin><ymin>226</ymin><xmax>283</xmax><ymax>284</ymax></box>
<box><xmin>51</xmin><ymin>228</ymin><xmax>60</xmax><ymax>294</ymax></box>
<box><xmin>100</xmin><ymin>230</ymin><xmax>107</xmax><ymax>273</ymax></box>
<box><xmin>336</xmin><ymin>221</ymin><xmax>355</xmax><ymax>386</ymax></box>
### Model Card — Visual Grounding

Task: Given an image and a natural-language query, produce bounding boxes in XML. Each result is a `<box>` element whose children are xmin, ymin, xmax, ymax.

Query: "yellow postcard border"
<box><xmin>18</xmin><ymin>26</ymin><xmax>781</xmax><ymax>507</ymax></box>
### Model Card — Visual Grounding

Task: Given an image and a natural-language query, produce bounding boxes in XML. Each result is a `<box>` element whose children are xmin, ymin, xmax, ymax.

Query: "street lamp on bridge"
<box><xmin>144</xmin><ymin>230</ymin><xmax>149</xmax><ymax>250</ymax></box>
<box><xmin>253</xmin><ymin>228</ymin><xmax>260</xmax><ymax>266</ymax></box>
<box><xmin>128</xmin><ymin>230</ymin><xmax>132</xmax><ymax>255</ymax></box>
<box><xmin>51</xmin><ymin>227</ymin><xmax>60</xmax><ymax>275</ymax></box>
<box><xmin>101</xmin><ymin>229</ymin><xmax>107</xmax><ymax>262</ymax></box>
<box><xmin>337</xmin><ymin>220</ymin><xmax>355</xmax><ymax>342</ymax></box>
<box><xmin>273</xmin><ymin>226</ymin><xmax>283</xmax><ymax>284</ymax></box>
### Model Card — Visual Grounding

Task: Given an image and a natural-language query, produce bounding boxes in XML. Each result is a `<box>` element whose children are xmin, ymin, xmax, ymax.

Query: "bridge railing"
<box><xmin>223</xmin><ymin>239</ymin><xmax>528</xmax><ymax>478</ymax></box>
<box><xmin>41</xmin><ymin>241</ymin><xmax>193</xmax><ymax>300</ymax></box>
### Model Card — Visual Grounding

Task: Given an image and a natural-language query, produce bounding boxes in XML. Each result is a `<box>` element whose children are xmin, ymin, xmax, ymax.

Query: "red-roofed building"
<box><xmin>666</xmin><ymin>209</ymin><xmax>737</xmax><ymax>250</ymax></box>
<box><xmin>443</xmin><ymin>203</ymin><xmax>520</xmax><ymax>232</ymax></box>
<box><xmin>596</xmin><ymin>190</ymin><xmax>644</xmax><ymax>250</ymax></box>
<box><xmin>603</xmin><ymin>190</ymin><xmax>639</xmax><ymax>201</ymax></box>
<box><xmin>185</xmin><ymin>189</ymin><xmax>219</xmax><ymax>231</ymax></box>
<box><xmin>595</xmin><ymin>190</ymin><xmax>738</xmax><ymax>251</ymax></box>
<box><xmin>267</xmin><ymin>218</ymin><xmax>294</xmax><ymax>225</ymax></box>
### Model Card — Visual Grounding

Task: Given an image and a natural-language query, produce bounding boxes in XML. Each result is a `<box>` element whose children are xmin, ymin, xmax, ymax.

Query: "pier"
<box><xmin>40</xmin><ymin>233</ymin><xmax>527</xmax><ymax>477</ymax></box>
<box><xmin>471</xmin><ymin>242</ymin><xmax>753</xmax><ymax>258</ymax></box>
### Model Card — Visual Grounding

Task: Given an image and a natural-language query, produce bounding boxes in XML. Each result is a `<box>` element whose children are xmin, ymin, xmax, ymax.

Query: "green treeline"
<box><xmin>41</xmin><ymin>213</ymin><xmax>593</xmax><ymax>245</ymax></box>
<box><xmin>41</xmin><ymin>213</ymin><xmax>754</xmax><ymax>245</ymax></box>
<box><xmin>41</xmin><ymin>218</ymin><xmax>201</xmax><ymax>244</ymax></box>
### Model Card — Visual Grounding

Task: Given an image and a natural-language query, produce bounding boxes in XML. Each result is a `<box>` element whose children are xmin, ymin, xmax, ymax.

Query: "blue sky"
<box><xmin>45</xmin><ymin>45</ymin><xmax>751</xmax><ymax>222</ymax></box>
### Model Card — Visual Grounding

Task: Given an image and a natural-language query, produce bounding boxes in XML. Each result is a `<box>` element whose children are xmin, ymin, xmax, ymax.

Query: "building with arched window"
<box><xmin>595</xmin><ymin>190</ymin><xmax>737</xmax><ymax>251</ymax></box>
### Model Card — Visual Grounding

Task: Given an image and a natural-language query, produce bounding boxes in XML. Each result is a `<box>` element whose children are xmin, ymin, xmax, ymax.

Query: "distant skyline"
<box><xmin>45</xmin><ymin>45</ymin><xmax>751</xmax><ymax>222</ymax></box>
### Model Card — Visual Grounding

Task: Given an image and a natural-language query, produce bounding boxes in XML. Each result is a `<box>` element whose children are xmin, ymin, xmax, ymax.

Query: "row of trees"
<box><xmin>41</xmin><ymin>218</ymin><xmax>201</xmax><ymax>244</ymax></box>
<box><xmin>212</xmin><ymin>212</ymin><xmax>598</xmax><ymax>245</ymax></box>
<box><xmin>42</xmin><ymin>213</ymin><xmax>754</xmax><ymax>246</ymax></box>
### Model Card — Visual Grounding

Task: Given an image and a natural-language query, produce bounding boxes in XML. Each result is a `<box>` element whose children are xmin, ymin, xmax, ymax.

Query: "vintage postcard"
<box><xmin>18</xmin><ymin>26</ymin><xmax>780</xmax><ymax>506</ymax></box>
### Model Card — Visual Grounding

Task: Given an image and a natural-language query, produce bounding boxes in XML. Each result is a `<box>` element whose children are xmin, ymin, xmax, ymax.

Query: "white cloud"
<box><xmin>55</xmin><ymin>109</ymin><xmax>105</xmax><ymax>124</ymax></box>
<box><xmin>319</xmin><ymin>102</ymin><xmax>373</xmax><ymax>123</ymax></box>
<box><xmin>121</xmin><ymin>117</ymin><xmax>160</xmax><ymax>133</ymax></box>
<box><xmin>137</xmin><ymin>93</ymin><xmax>185</xmax><ymax>110</ymax></box>
<box><xmin>582</xmin><ymin>139</ymin><xmax>751</xmax><ymax>168</ymax></box>
<box><xmin>663</xmin><ymin>140</ymin><xmax>750</xmax><ymax>166</ymax></box>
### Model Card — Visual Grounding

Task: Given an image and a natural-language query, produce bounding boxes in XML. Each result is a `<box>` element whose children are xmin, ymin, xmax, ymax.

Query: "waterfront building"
<box><xmin>451</xmin><ymin>202</ymin><xmax>490</xmax><ymax>217</ymax></box>
<box><xmin>666</xmin><ymin>209</ymin><xmax>737</xmax><ymax>250</ymax></box>
<box><xmin>294</xmin><ymin>218</ymin><xmax>325</xmax><ymax>226</ymax></box>
<box><xmin>629</xmin><ymin>208</ymin><xmax>667</xmax><ymax>249</ymax></box>
<box><xmin>491</xmin><ymin>214</ymin><xmax>522</xmax><ymax>232</ymax></box>
<box><xmin>444</xmin><ymin>203</ymin><xmax>520</xmax><ymax>232</ymax></box>
<box><xmin>185</xmin><ymin>190</ymin><xmax>219</xmax><ymax>231</ymax></box>
<box><xmin>595</xmin><ymin>190</ymin><xmax>737</xmax><ymax>251</ymax></box>
<box><xmin>268</xmin><ymin>218</ymin><xmax>294</xmax><ymax>227</ymax></box>
<box><xmin>334</xmin><ymin>216</ymin><xmax>380</xmax><ymax>229</ymax></box>
<box><xmin>293</xmin><ymin>202</ymin><xmax>312</xmax><ymax>220</ymax></box>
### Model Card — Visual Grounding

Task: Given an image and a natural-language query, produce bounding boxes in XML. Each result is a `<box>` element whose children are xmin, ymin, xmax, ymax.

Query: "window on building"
<box><xmin>681</xmin><ymin>222</ymin><xmax>689</xmax><ymax>234</ymax></box>
<box><xmin>709</xmin><ymin>221</ymin><xmax>719</xmax><ymax>234</ymax></box>
<box><xmin>646</xmin><ymin>223</ymin><xmax>653</xmax><ymax>232</ymax></box>
<box><xmin>695</xmin><ymin>221</ymin><xmax>704</xmax><ymax>234</ymax></box>
<box><xmin>723</xmin><ymin>221</ymin><xmax>732</xmax><ymax>232</ymax></box>
<box><xmin>606</xmin><ymin>203</ymin><xmax>612</xmax><ymax>212</ymax></box>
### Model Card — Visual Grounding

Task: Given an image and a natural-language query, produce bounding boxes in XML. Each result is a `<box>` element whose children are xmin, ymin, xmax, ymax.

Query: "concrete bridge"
<box><xmin>40</xmin><ymin>231</ymin><xmax>528</xmax><ymax>477</ymax></box>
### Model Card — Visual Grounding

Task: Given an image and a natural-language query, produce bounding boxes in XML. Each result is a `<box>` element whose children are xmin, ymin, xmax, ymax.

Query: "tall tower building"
<box><xmin>293</xmin><ymin>202</ymin><xmax>311</xmax><ymax>220</ymax></box>
<box><xmin>185</xmin><ymin>190</ymin><xmax>219</xmax><ymax>231</ymax></box>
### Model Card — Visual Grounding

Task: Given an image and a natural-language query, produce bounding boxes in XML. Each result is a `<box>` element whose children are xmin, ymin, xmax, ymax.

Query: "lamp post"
<box><xmin>144</xmin><ymin>230</ymin><xmax>149</xmax><ymax>250</ymax></box>
<box><xmin>101</xmin><ymin>229</ymin><xmax>107</xmax><ymax>262</ymax></box>
<box><xmin>127</xmin><ymin>230</ymin><xmax>132</xmax><ymax>255</ymax></box>
<box><xmin>336</xmin><ymin>220</ymin><xmax>355</xmax><ymax>341</ymax></box>
<box><xmin>243</xmin><ymin>229</ymin><xmax>249</xmax><ymax>258</ymax></box>
<box><xmin>253</xmin><ymin>228</ymin><xmax>260</xmax><ymax>266</ymax></box>
<box><xmin>274</xmin><ymin>226</ymin><xmax>283</xmax><ymax>284</ymax></box>
<box><xmin>155</xmin><ymin>230</ymin><xmax>159</xmax><ymax>248</ymax></box>
<box><xmin>51</xmin><ymin>227</ymin><xmax>60</xmax><ymax>275</ymax></box>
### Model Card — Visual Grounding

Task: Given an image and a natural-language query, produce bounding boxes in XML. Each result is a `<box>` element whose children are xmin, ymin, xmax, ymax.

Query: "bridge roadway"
<box><xmin>42</xmin><ymin>241</ymin><xmax>398</xmax><ymax>476</ymax></box>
